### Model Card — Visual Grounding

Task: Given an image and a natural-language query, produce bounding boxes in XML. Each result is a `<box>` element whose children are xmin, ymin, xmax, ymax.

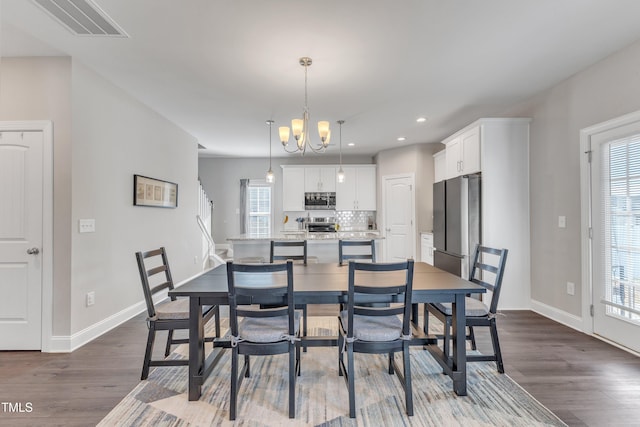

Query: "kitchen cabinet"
<box><xmin>281</xmin><ymin>167</ymin><xmax>305</xmax><ymax>211</ymax></box>
<box><xmin>420</xmin><ymin>232</ymin><xmax>434</xmax><ymax>265</ymax></box>
<box><xmin>438</xmin><ymin>118</ymin><xmax>531</xmax><ymax>309</ymax></box>
<box><xmin>445</xmin><ymin>125</ymin><xmax>480</xmax><ymax>179</ymax></box>
<box><xmin>336</xmin><ymin>165</ymin><xmax>376</xmax><ymax>211</ymax></box>
<box><xmin>433</xmin><ymin>150</ymin><xmax>446</xmax><ymax>183</ymax></box>
<box><xmin>304</xmin><ymin>167</ymin><xmax>336</xmax><ymax>192</ymax></box>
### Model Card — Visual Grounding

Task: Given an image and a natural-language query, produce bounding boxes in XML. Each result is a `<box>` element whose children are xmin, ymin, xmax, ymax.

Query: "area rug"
<box><xmin>99</xmin><ymin>317</ymin><xmax>566</xmax><ymax>426</ymax></box>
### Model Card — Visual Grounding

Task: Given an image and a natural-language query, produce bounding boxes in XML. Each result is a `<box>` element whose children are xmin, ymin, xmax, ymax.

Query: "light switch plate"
<box><xmin>567</xmin><ymin>281</ymin><xmax>575</xmax><ymax>295</ymax></box>
<box><xmin>79</xmin><ymin>219</ymin><xmax>96</xmax><ymax>233</ymax></box>
<box><xmin>558</xmin><ymin>216</ymin><xmax>566</xmax><ymax>228</ymax></box>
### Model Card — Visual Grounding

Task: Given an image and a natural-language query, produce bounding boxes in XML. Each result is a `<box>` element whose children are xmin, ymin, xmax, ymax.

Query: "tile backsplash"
<box><xmin>336</xmin><ymin>211</ymin><xmax>376</xmax><ymax>231</ymax></box>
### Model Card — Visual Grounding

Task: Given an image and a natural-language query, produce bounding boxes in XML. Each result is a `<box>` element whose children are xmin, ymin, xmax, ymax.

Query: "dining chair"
<box><xmin>226</xmin><ymin>260</ymin><xmax>300</xmax><ymax>420</ymax></box>
<box><xmin>135</xmin><ymin>247</ymin><xmax>220</xmax><ymax>380</ymax></box>
<box><xmin>424</xmin><ymin>245</ymin><xmax>508</xmax><ymax>373</ymax></box>
<box><xmin>338</xmin><ymin>259</ymin><xmax>415</xmax><ymax>418</ymax></box>
<box><xmin>270</xmin><ymin>240</ymin><xmax>318</xmax><ymax>265</ymax></box>
<box><xmin>338</xmin><ymin>239</ymin><xmax>376</xmax><ymax>266</ymax></box>
<box><xmin>269</xmin><ymin>240</ymin><xmax>314</xmax><ymax>347</ymax></box>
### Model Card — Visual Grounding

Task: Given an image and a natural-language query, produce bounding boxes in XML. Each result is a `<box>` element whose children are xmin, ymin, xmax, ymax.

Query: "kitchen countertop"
<box><xmin>228</xmin><ymin>231</ymin><xmax>383</xmax><ymax>242</ymax></box>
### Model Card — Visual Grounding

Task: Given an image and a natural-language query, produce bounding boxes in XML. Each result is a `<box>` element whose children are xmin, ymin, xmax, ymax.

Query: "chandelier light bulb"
<box><xmin>279</xmin><ymin>126</ymin><xmax>290</xmax><ymax>146</ymax></box>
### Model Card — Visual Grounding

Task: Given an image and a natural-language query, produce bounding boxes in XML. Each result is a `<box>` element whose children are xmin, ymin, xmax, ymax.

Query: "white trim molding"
<box><xmin>531</xmin><ymin>299</ymin><xmax>584</xmax><ymax>332</ymax></box>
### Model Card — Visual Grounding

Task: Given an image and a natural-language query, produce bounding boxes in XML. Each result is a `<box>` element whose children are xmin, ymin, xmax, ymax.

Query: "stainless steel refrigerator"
<box><xmin>433</xmin><ymin>174</ymin><xmax>481</xmax><ymax>278</ymax></box>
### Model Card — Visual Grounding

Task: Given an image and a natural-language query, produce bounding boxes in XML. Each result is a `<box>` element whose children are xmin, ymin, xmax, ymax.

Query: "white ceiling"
<box><xmin>3</xmin><ymin>0</ymin><xmax>640</xmax><ymax>158</ymax></box>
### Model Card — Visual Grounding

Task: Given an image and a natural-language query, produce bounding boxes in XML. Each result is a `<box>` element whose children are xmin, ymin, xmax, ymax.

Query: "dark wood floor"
<box><xmin>1</xmin><ymin>309</ymin><xmax>639</xmax><ymax>426</ymax></box>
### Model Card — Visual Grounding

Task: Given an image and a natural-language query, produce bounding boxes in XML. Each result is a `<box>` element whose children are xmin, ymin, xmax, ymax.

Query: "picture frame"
<box><xmin>133</xmin><ymin>174</ymin><xmax>178</xmax><ymax>208</ymax></box>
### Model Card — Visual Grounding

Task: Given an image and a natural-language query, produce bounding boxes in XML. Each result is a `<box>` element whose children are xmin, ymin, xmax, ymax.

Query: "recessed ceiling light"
<box><xmin>397</xmin><ymin>137</ymin><xmax>406</xmax><ymax>142</ymax></box>
<box><xmin>416</xmin><ymin>117</ymin><xmax>427</xmax><ymax>123</ymax></box>
<box><xmin>347</xmin><ymin>142</ymin><xmax>355</xmax><ymax>147</ymax></box>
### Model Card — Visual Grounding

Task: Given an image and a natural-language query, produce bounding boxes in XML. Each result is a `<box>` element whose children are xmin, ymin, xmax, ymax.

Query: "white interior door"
<box><xmin>589</xmin><ymin>119</ymin><xmax>640</xmax><ymax>353</ymax></box>
<box><xmin>0</xmin><ymin>130</ymin><xmax>43</xmax><ymax>350</ymax></box>
<box><xmin>383</xmin><ymin>175</ymin><xmax>415</xmax><ymax>262</ymax></box>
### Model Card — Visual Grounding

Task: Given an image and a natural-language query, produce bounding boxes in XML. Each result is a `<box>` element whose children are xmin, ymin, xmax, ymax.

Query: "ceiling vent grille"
<box><xmin>32</xmin><ymin>0</ymin><xmax>128</xmax><ymax>37</ymax></box>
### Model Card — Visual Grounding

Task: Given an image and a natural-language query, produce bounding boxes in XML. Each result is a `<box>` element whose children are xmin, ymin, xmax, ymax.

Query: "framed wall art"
<box><xmin>133</xmin><ymin>174</ymin><xmax>178</xmax><ymax>208</ymax></box>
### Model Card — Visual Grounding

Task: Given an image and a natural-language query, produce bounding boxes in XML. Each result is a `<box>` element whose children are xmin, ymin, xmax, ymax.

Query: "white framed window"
<box><xmin>246</xmin><ymin>180</ymin><xmax>272</xmax><ymax>236</ymax></box>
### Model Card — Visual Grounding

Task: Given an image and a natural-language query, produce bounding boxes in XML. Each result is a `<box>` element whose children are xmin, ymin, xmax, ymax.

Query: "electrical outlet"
<box><xmin>86</xmin><ymin>291</ymin><xmax>95</xmax><ymax>306</ymax></box>
<box><xmin>566</xmin><ymin>282</ymin><xmax>575</xmax><ymax>296</ymax></box>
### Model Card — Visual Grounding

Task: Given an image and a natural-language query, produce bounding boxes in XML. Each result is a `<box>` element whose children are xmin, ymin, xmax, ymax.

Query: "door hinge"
<box><xmin>588</xmin><ymin>227</ymin><xmax>593</xmax><ymax>239</ymax></box>
<box><xmin>590</xmin><ymin>304</ymin><xmax>594</xmax><ymax>317</ymax></box>
<box><xmin>585</xmin><ymin>150</ymin><xmax>592</xmax><ymax>163</ymax></box>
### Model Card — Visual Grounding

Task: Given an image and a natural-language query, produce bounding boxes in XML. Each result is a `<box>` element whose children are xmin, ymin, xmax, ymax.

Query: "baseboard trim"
<box><xmin>530</xmin><ymin>299</ymin><xmax>584</xmax><ymax>332</ymax></box>
<box><xmin>48</xmin><ymin>299</ymin><xmax>148</xmax><ymax>353</ymax></box>
<box><xmin>47</xmin><ymin>270</ymin><xmax>210</xmax><ymax>353</ymax></box>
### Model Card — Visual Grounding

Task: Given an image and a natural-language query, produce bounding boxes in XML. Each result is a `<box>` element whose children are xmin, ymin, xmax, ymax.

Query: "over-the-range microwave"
<box><xmin>304</xmin><ymin>192</ymin><xmax>336</xmax><ymax>210</ymax></box>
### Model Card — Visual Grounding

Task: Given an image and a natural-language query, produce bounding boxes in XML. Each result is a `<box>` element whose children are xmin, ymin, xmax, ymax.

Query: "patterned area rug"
<box><xmin>99</xmin><ymin>317</ymin><xmax>566</xmax><ymax>426</ymax></box>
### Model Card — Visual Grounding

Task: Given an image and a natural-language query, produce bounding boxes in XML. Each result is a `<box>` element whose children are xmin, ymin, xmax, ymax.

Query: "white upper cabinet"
<box><xmin>282</xmin><ymin>167</ymin><xmax>305</xmax><ymax>211</ymax></box>
<box><xmin>304</xmin><ymin>167</ymin><xmax>336</xmax><ymax>192</ymax></box>
<box><xmin>433</xmin><ymin>150</ymin><xmax>446</xmax><ymax>183</ymax></box>
<box><xmin>336</xmin><ymin>165</ymin><xmax>376</xmax><ymax>211</ymax></box>
<box><xmin>445</xmin><ymin>125</ymin><xmax>481</xmax><ymax>179</ymax></box>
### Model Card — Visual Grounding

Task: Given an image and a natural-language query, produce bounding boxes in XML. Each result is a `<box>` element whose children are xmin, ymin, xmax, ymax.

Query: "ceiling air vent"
<box><xmin>32</xmin><ymin>0</ymin><xmax>128</xmax><ymax>37</ymax></box>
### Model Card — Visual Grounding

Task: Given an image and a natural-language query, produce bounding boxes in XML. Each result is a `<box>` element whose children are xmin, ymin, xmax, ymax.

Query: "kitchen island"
<box><xmin>227</xmin><ymin>231</ymin><xmax>383</xmax><ymax>263</ymax></box>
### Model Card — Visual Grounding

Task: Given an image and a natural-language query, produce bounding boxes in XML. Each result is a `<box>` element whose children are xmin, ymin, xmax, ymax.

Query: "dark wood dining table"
<box><xmin>169</xmin><ymin>261</ymin><xmax>485</xmax><ymax>401</ymax></box>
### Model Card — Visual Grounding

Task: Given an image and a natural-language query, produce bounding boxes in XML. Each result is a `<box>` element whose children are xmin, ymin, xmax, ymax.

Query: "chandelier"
<box><xmin>279</xmin><ymin>57</ymin><xmax>331</xmax><ymax>154</ymax></box>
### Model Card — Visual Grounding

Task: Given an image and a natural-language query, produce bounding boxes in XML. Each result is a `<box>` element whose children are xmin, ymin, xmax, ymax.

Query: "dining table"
<box><xmin>169</xmin><ymin>261</ymin><xmax>485</xmax><ymax>401</ymax></box>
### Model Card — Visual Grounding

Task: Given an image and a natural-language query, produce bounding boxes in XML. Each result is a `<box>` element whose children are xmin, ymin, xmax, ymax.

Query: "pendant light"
<box><xmin>266</xmin><ymin>120</ymin><xmax>275</xmax><ymax>183</ymax></box>
<box><xmin>337</xmin><ymin>120</ymin><xmax>345</xmax><ymax>183</ymax></box>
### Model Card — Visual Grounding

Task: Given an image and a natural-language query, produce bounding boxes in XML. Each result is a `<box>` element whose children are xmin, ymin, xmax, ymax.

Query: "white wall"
<box><xmin>505</xmin><ymin>38</ymin><xmax>640</xmax><ymax>321</ymax></box>
<box><xmin>1</xmin><ymin>57</ymin><xmax>203</xmax><ymax>348</ymax></box>
<box><xmin>70</xmin><ymin>61</ymin><xmax>202</xmax><ymax>336</ymax></box>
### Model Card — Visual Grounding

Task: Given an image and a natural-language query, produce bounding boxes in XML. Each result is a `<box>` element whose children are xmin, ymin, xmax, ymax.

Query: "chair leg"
<box><xmin>289</xmin><ymin>343</ymin><xmax>296</xmax><ymax>418</ymax></box>
<box><xmin>442</xmin><ymin>317</ymin><xmax>453</xmax><ymax>373</ymax></box>
<box><xmin>443</xmin><ymin>317</ymin><xmax>451</xmax><ymax>361</ymax></box>
<box><xmin>141</xmin><ymin>327</ymin><xmax>156</xmax><ymax>380</ymax></box>
<box><xmin>296</xmin><ymin>341</ymin><xmax>301</xmax><ymax>377</ymax></box>
<box><xmin>230</xmin><ymin>347</ymin><xmax>238</xmax><ymax>421</ymax></box>
<box><xmin>403</xmin><ymin>343</ymin><xmax>414</xmax><ymax>416</ymax></box>
<box><xmin>388</xmin><ymin>352</ymin><xmax>394</xmax><ymax>374</ymax></box>
<box><xmin>338</xmin><ymin>333</ymin><xmax>344</xmax><ymax>376</ymax></box>
<box><xmin>244</xmin><ymin>354</ymin><xmax>251</xmax><ymax>377</ymax></box>
<box><xmin>164</xmin><ymin>329</ymin><xmax>174</xmax><ymax>357</ymax></box>
<box><xmin>489</xmin><ymin>319</ymin><xmax>505</xmax><ymax>373</ymax></box>
<box><xmin>303</xmin><ymin>305</ymin><xmax>308</xmax><ymax>353</ymax></box>
<box><xmin>423</xmin><ymin>304</ymin><xmax>430</xmax><ymax>335</ymax></box>
<box><xmin>468</xmin><ymin>326</ymin><xmax>477</xmax><ymax>350</ymax></box>
<box><xmin>347</xmin><ymin>345</ymin><xmax>356</xmax><ymax>418</ymax></box>
<box><xmin>214</xmin><ymin>305</ymin><xmax>221</xmax><ymax>338</ymax></box>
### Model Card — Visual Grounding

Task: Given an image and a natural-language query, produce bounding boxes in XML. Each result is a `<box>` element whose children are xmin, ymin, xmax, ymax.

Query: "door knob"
<box><xmin>27</xmin><ymin>248</ymin><xmax>40</xmax><ymax>255</ymax></box>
